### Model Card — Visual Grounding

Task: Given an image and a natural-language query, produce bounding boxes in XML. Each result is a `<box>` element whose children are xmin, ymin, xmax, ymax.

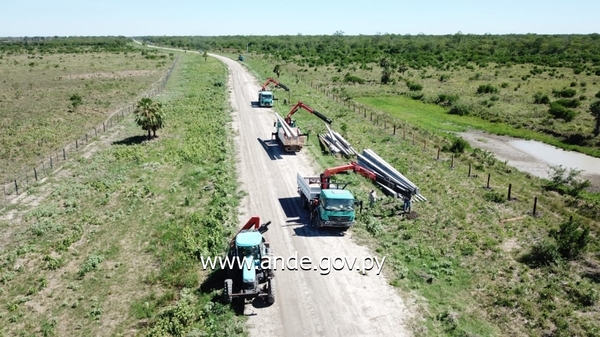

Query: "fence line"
<box><xmin>310</xmin><ymin>81</ymin><xmax>558</xmax><ymax>222</ymax></box>
<box><xmin>1</xmin><ymin>57</ymin><xmax>179</xmax><ymax>204</ymax></box>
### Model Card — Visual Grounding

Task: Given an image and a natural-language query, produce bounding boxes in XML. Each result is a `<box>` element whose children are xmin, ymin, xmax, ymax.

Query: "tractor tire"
<box><xmin>223</xmin><ymin>279</ymin><xmax>233</xmax><ymax>304</ymax></box>
<box><xmin>267</xmin><ymin>278</ymin><xmax>275</xmax><ymax>305</ymax></box>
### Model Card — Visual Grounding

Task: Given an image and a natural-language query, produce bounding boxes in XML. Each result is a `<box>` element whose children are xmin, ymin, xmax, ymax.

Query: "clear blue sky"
<box><xmin>1</xmin><ymin>0</ymin><xmax>599</xmax><ymax>37</ymax></box>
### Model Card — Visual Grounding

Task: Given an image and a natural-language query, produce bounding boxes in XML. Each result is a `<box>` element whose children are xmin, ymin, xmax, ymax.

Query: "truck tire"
<box><xmin>267</xmin><ymin>278</ymin><xmax>275</xmax><ymax>304</ymax></box>
<box><xmin>223</xmin><ymin>279</ymin><xmax>233</xmax><ymax>304</ymax></box>
<box><xmin>301</xmin><ymin>195</ymin><xmax>308</xmax><ymax>209</ymax></box>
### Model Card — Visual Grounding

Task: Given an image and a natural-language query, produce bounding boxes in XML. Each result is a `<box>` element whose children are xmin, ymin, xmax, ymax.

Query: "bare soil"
<box><xmin>460</xmin><ymin>130</ymin><xmax>600</xmax><ymax>191</ymax></box>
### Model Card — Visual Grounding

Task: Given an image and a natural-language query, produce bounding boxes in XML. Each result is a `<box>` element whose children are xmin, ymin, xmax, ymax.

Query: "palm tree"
<box><xmin>134</xmin><ymin>97</ymin><xmax>165</xmax><ymax>140</ymax></box>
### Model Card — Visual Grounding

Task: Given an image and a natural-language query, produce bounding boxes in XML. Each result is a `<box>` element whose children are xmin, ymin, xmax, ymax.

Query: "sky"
<box><xmin>1</xmin><ymin>0</ymin><xmax>599</xmax><ymax>37</ymax></box>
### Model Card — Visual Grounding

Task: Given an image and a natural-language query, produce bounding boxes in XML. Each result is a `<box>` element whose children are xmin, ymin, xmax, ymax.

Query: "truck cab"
<box><xmin>258</xmin><ymin>91</ymin><xmax>274</xmax><ymax>107</ymax></box>
<box><xmin>314</xmin><ymin>189</ymin><xmax>355</xmax><ymax>229</ymax></box>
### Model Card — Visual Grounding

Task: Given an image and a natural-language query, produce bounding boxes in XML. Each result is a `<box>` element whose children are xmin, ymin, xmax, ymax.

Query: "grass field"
<box><xmin>0</xmin><ymin>46</ymin><xmax>173</xmax><ymax>183</ymax></box>
<box><xmin>0</xmin><ymin>52</ymin><xmax>245</xmax><ymax>336</ymax></box>
<box><xmin>237</xmin><ymin>51</ymin><xmax>600</xmax><ymax>158</ymax></box>
<box><xmin>232</xmin><ymin>53</ymin><xmax>600</xmax><ymax>336</ymax></box>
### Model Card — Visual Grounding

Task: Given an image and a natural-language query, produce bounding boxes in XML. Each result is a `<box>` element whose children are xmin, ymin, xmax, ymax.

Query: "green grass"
<box><xmin>357</xmin><ymin>95</ymin><xmax>600</xmax><ymax>158</ymax></box>
<box><xmin>0</xmin><ymin>52</ymin><xmax>246</xmax><ymax>336</ymax></box>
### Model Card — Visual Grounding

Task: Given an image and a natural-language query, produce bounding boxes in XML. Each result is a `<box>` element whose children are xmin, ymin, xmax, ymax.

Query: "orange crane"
<box><xmin>284</xmin><ymin>101</ymin><xmax>332</xmax><ymax>126</ymax></box>
<box><xmin>272</xmin><ymin>101</ymin><xmax>332</xmax><ymax>152</ymax></box>
<box><xmin>260</xmin><ymin>78</ymin><xmax>290</xmax><ymax>92</ymax></box>
<box><xmin>319</xmin><ymin>161</ymin><xmax>376</xmax><ymax>189</ymax></box>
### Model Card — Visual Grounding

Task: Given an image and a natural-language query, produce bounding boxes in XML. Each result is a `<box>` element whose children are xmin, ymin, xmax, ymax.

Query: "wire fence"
<box><xmin>1</xmin><ymin>57</ymin><xmax>179</xmax><ymax>205</ymax></box>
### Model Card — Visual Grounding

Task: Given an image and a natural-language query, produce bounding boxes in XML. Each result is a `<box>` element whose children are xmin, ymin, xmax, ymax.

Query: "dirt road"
<box><xmin>211</xmin><ymin>55</ymin><xmax>414</xmax><ymax>336</ymax></box>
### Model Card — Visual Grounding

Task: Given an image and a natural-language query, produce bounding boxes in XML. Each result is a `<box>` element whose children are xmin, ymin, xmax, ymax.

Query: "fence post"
<box><xmin>437</xmin><ymin>147</ymin><xmax>440</xmax><ymax>160</ymax></box>
<box><xmin>86</xmin><ymin>134</ymin><xmax>88</xmax><ymax>143</ymax></box>
<box><xmin>14</xmin><ymin>180</ymin><xmax>18</xmax><ymax>195</ymax></box>
<box><xmin>63</xmin><ymin>148</ymin><xmax>66</xmax><ymax>160</ymax></box>
<box><xmin>423</xmin><ymin>140</ymin><xmax>426</xmax><ymax>151</ymax></box>
<box><xmin>94</xmin><ymin>127</ymin><xmax>97</xmax><ymax>136</ymax></box>
<box><xmin>403</xmin><ymin>129</ymin><xmax>406</xmax><ymax>140</ymax></box>
<box><xmin>412</xmin><ymin>133</ymin><xmax>415</xmax><ymax>145</ymax></box>
<box><xmin>370</xmin><ymin>112</ymin><xmax>372</xmax><ymax>121</ymax></box>
<box><xmin>103</xmin><ymin>122</ymin><xmax>106</xmax><ymax>132</ymax></box>
<box><xmin>393</xmin><ymin>125</ymin><xmax>396</xmax><ymax>135</ymax></box>
<box><xmin>76</xmin><ymin>140</ymin><xmax>78</xmax><ymax>149</ymax></box>
<box><xmin>507</xmin><ymin>183</ymin><xmax>512</xmax><ymax>200</ymax></box>
<box><xmin>34</xmin><ymin>168</ymin><xmax>38</xmax><ymax>181</ymax></box>
<box><xmin>50</xmin><ymin>156</ymin><xmax>53</xmax><ymax>169</ymax></box>
<box><xmin>487</xmin><ymin>174</ymin><xmax>491</xmax><ymax>189</ymax></box>
<box><xmin>533</xmin><ymin>197</ymin><xmax>538</xmax><ymax>216</ymax></box>
<box><xmin>468</xmin><ymin>164</ymin><xmax>472</xmax><ymax>177</ymax></box>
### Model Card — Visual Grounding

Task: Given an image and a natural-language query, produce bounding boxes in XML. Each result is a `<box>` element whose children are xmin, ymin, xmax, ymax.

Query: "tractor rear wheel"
<box><xmin>267</xmin><ymin>278</ymin><xmax>275</xmax><ymax>305</ymax></box>
<box><xmin>223</xmin><ymin>279</ymin><xmax>233</xmax><ymax>304</ymax></box>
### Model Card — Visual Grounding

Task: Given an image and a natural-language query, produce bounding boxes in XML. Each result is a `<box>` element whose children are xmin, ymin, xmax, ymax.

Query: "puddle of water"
<box><xmin>510</xmin><ymin>139</ymin><xmax>600</xmax><ymax>175</ymax></box>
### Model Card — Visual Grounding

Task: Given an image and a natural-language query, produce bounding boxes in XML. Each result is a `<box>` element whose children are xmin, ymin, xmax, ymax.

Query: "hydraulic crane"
<box><xmin>257</xmin><ymin>78</ymin><xmax>290</xmax><ymax>107</ymax></box>
<box><xmin>272</xmin><ymin>101</ymin><xmax>332</xmax><ymax>152</ymax></box>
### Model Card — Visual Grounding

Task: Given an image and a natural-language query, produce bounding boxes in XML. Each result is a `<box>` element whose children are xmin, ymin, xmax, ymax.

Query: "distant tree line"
<box><xmin>142</xmin><ymin>34</ymin><xmax>600</xmax><ymax>72</ymax></box>
<box><xmin>0</xmin><ymin>36</ymin><xmax>133</xmax><ymax>54</ymax></box>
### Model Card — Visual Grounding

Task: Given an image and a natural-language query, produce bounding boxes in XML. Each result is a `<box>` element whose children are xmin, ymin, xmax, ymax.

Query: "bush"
<box><xmin>444</xmin><ymin>137</ymin><xmax>469</xmax><ymax>154</ymax></box>
<box><xmin>595</xmin><ymin>90</ymin><xmax>600</xmax><ymax>99</ymax></box>
<box><xmin>550</xmin><ymin>218</ymin><xmax>590</xmax><ymax>260</ymax></box>
<box><xmin>343</xmin><ymin>72</ymin><xmax>365</xmax><ymax>84</ymax></box>
<box><xmin>553</xmin><ymin>88</ymin><xmax>577</xmax><ymax>98</ymax></box>
<box><xmin>406</xmin><ymin>81</ymin><xmax>423</xmax><ymax>91</ymax></box>
<box><xmin>476</xmin><ymin>84</ymin><xmax>499</xmax><ymax>94</ymax></box>
<box><xmin>548</xmin><ymin>102</ymin><xmax>576</xmax><ymax>122</ymax></box>
<box><xmin>524</xmin><ymin>239</ymin><xmax>560</xmax><ymax>267</ymax></box>
<box><xmin>533</xmin><ymin>92</ymin><xmax>550</xmax><ymax>104</ymax></box>
<box><xmin>484</xmin><ymin>190</ymin><xmax>505</xmax><ymax>203</ymax></box>
<box><xmin>554</xmin><ymin>98</ymin><xmax>581</xmax><ymax>108</ymax></box>
<box><xmin>448</xmin><ymin>104</ymin><xmax>470</xmax><ymax>116</ymax></box>
<box><xmin>435</xmin><ymin>93</ymin><xmax>458</xmax><ymax>107</ymax></box>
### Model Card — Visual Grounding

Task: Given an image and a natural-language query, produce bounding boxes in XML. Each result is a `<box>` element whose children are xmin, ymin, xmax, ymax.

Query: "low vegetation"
<box><xmin>0</xmin><ymin>52</ymin><xmax>245</xmax><ymax>336</ymax></box>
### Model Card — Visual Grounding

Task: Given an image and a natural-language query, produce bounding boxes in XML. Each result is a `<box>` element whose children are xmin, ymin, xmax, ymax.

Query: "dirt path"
<box><xmin>212</xmin><ymin>54</ymin><xmax>414</xmax><ymax>336</ymax></box>
<box><xmin>460</xmin><ymin>130</ymin><xmax>600</xmax><ymax>191</ymax></box>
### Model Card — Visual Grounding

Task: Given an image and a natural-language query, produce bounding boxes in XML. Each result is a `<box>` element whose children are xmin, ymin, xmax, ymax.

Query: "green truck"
<box><xmin>297</xmin><ymin>162</ymin><xmax>375</xmax><ymax>229</ymax></box>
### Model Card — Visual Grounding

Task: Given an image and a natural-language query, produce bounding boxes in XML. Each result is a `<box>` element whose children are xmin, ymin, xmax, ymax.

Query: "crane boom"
<box><xmin>285</xmin><ymin>101</ymin><xmax>332</xmax><ymax>125</ymax></box>
<box><xmin>319</xmin><ymin>162</ymin><xmax>376</xmax><ymax>189</ymax></box>
<box><xmin>261</xmin><ymin>78</ymin><xmax>290</xmax><ymax>92</ymax></box>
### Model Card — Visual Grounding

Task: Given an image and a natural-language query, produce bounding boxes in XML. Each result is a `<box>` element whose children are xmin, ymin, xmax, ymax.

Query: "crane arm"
<box><xmin>229</xmin><ymin>216</ymin><xmax>261</xmax><ymax>247</ymax></box>
<box><xmin>261</xmin><ymin>78</ymin><xmax>290</xmax><ymax>92</ymax></box>
<box><xmin>319</xmin><ymin>162</ymin><xmax>376</xmax><ymax>189</ymax></box>
<box><xmin>285</xmin><ymin>101</ymin><xmax>333</xmax><ymax>125</ymax></box>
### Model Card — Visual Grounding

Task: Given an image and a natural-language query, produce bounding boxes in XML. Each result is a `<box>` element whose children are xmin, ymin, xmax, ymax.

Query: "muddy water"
<box><xmin>509</xmin><ymin>139</ymin><xmax>600</xmax><ymax>175</ymax></box>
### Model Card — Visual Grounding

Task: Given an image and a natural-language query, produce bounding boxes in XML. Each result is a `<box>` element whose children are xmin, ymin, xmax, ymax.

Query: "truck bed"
<box><xmin>297</xmin><ymin>173</ymin><xmax>321</xmax><ymax>200</ymax></box>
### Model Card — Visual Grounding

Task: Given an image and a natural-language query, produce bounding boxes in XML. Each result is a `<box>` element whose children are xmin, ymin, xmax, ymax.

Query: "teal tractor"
<box><xmin>238</xmin><ymin>54</ymin><xmax>244</xmax><ymax>61</ymax></box>
<box><xmin>223</xmin><ymin>217</ymin><xmax>275</xmax><ymax>305</ymax></box>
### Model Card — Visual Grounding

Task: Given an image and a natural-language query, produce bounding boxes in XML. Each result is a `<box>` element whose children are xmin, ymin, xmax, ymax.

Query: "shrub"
<box><xmin>554</xmin><ymin>98</ymin><xmax>581</xmax><ymax>108</ymax></box>
<box><xmin>484</xmin><ymin>190</ymin><xmax>505</xmax><ymax>203</ymax></box>
<box><xmin>549</xmin><ymin>218</ymin><xmax>590</xmax><ymax>260</ymax></box>
<box><xmin>406</xmin><ymin>81</ymin><xmax>423</xmax><ymax>91</ymax></box>
<box><xmin>476</xmin><ymin>84</ymin><xmax>499</xmax><ymax>94</ymax></box>
<box><xmin>524</xmin><ymin>239</ymin><xmax>560</xmax><ymax>267</ymax></box>
<box><xmin>435</xmin><ymin>93</ymin><xmax>458</xmax><ymax>107</ymax></box>
<box><xmin>595</xmin><ymin>90</ymin><xmax>600</xmax><ymax>99</ymax></box>
<box><xmin>533</xmin><ymin>92</ymin><xmax>550</xmax><ymax>104</ymax></box>
<box><xmin>553</xmin><ymin>88</ymin><xmax>577</xmax><ymax>98</ymax></box>
<box><xmin>448</xmin><ymin>104</ymin><xmax>470</xmax><ymax>116</ymax></box>
<box><xmin>444</xmin><ymin>137</ymin><xmax>469</xmax><ymax>154</ymax></box>
<box><xmin>343</xmin><ymin>72</ymin><xmax>365</xmax><ymax>84</ymax></box>
<box><xmin>500</xmin><ymin>82</ymin><xmax>509</xmax><ymax>88</ymax></box>
<box><xmin>548</xmin><ymin>102</ymin><xmax>576</xmax><ymax>122</ymax></box>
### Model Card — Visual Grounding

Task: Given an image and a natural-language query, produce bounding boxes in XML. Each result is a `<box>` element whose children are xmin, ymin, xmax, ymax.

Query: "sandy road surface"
<box><xmin>211</xmin><ymin>55</ymin><xmax>413</xmax><ymax>336</ymax></box>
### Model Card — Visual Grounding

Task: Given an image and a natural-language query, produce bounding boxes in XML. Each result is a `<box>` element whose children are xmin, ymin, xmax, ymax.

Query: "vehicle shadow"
<box><xmin>257</xmin><ymin>138</ymin><xmax>283</xmax><ymax>160</ymax></box>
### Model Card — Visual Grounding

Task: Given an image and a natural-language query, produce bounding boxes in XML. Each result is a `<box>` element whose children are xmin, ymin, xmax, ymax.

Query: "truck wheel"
<box><xmin>223</xmin><ymin>279</ymin><xmax>233</xmax><ymax>304</ymax></box>
<box><xmin>301</xmin><ymin>196</ymin><xmax>308</xmax><ymax>209</ymax></box>
<box><xmin>267</xmin><ymin>278</ymin><xmax>275</xmax><ymax>305</ymax></box>
<box><xmin>311</xmin><ymin>214</ymin><xmax>318</xmax><ymax>228</ymax></box>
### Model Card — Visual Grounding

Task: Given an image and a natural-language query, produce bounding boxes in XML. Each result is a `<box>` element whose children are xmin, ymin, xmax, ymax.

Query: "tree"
<box><xmin>202</xmin><ymin>51</ymin><xmax>208</xmax><ymax>61</ymax></box>
<box><xmin>134</xmin><ymin>98</ymin><xmax>165</xmax><ymax>140</ymax></box>
<box><xmin>590</xmin><ymin>100</ymin><xmax>600</xmax><ymax>136</ymax></box>
<box><xmin>273</xmin><ymin>64</ymin><xmax>281</xmax><ymax>77</ymax></box>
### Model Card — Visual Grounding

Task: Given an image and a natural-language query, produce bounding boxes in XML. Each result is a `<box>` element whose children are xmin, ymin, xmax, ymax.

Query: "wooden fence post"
<box><xmin>50</xmin><ymin>156</ymin><xmax>53</xmax><ymax>169</ymax></box>
<box><xmin>468</xmin><ymin>164</ymin><xmax>471</xmax><ymax>177</ymax></box>
<box><xmin>34</xmin><ymin>168</ymin><xmax>38</xmax><ymax>181</ymax></box>
<box><xmin>63</xmin><ymin>148</ymin><xmax>66</xmax><ymax>160</ymax></box>
<box><xmin>76</xmin><ymin>140</ymin><xmax>78</xmax><ymax>149</ymax></box>
<box><xmin>450</xmin><ymin>155</ymin><xmax>454</xmax><ymax>168</ymax></box>
<box><xmin>437</xmin><ymin>147</ymin><xmax>440</xmax><ymax>160</ymax></box>
<box><xmin>393</xmin><ymin>125</ymin><xmax>396</xmax><ymax>135</ymax></box>
<box><xmin>94</xmin><ymin>127</ymin><xmax>97</xmax><ymax>136</ymax></box>
<box><xmin>507</xmin><ymin>183</ymin><xmax>512</xmax><ymax>200</ymax></box>
<box><xmin>533</xmin><ymin>197</ymin><xmax>538</xmax><ymax>216</ymax></box>
<box><xmin>103</xmin><ymin>122</ymin><xmax>106</xmax><ymax>132</ymax></box>
<box><xmin>487</xmin><ymin>174</ymin><xmax>491</xmax><ymax>189</ymax></box>
<box><xmin>14</xmin><ymin>180</ymin><xmax>18</xmax><ymax>195</ymax></box>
